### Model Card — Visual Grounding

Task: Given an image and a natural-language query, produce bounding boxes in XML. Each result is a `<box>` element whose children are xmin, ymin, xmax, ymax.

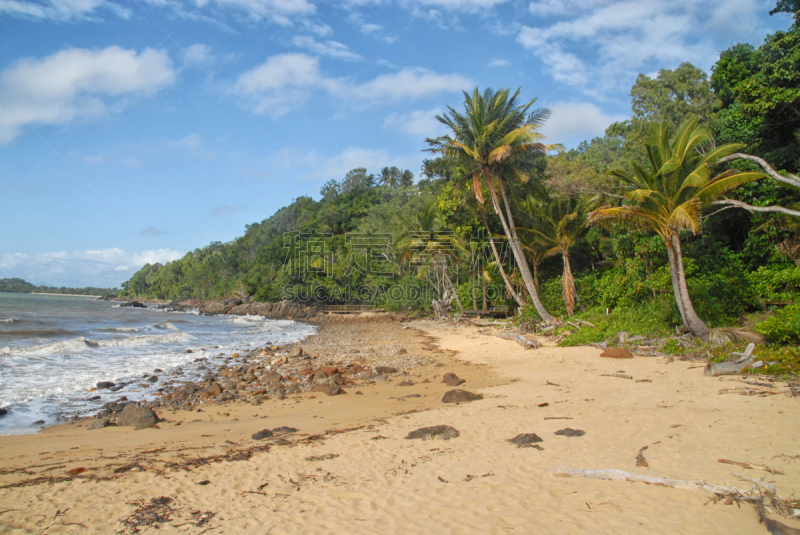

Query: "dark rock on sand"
<box><xmin>555</xmin><ymin>428</ymin><xmax>585</xmax><ymax>437</ymax></box>
<box><xmin>442</xmin><ymin>372</ymin><xmax>465</xmax><ymax>386</ymax></box>
<box><xmin>117</xmin><ymin>403</ymin><xmax>159</xmax><ymax>430</ymax></box>
<box><xmin>600</xmin><ymin>347</ymin><xmax>633</xmax><ymax>359</ymax></box>
<box><xmin>507</xmin><ymin>433</ymin><xmax>543</xmax><ymax>448</ymax></box>
<box><xmin>375</xmin><ymin>366</ymin><xmax>398</xmax><ymax>374</ymax></box>
<box><xmin>442</xmin><ymin>389</ymin><xmax>483</xmax><ymax>403</ymax></box>
<box><xmin>252</xmin><ymin>429</ymin><xmax>273</xmax><ymax>440</ymax></box>
<box><xmin>405</xmin><ymin>425</ymin><xmax>460</xmax><ymax>441</ymax></box>
<box><xmin>88</xmin><ymin>418</ymin><xmax>112</xmax><ymax>430</ymax></box>
<box><xmin>272</xmin><ymin>426</ymin><xmax>298</xmax><ymax>436</ymax></box>
<box><xmin>96</xmin><ymin>381</ymin><xmax>115</xmax><ymax>390</ymax></box>
<box><xmin>311</xmin><ymin>384</ymin><xmax>345</xmax><ymax>396</ymax></box>
<box><xmin>288</xmin><ymin>346</ymin><xmax>303</xmax><ymax>359</ymax></box>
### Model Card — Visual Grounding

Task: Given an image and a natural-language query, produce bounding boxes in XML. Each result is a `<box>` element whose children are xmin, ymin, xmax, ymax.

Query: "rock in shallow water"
<box><xmin>442</xmin><ymin>389</ymin><xmax>483</xmax><ymax>403</ymax></box>
<box><xmin>405</xmin><ymin>425</ymin><xmax>460</xmax><ymax>441</ymax></box>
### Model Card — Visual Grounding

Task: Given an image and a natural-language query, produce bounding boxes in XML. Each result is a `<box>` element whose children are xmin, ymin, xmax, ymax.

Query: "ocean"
<box><xmin>0</xmin><ymin>293</ymin><xmax>315</xmax><ymax>435</ymax></box>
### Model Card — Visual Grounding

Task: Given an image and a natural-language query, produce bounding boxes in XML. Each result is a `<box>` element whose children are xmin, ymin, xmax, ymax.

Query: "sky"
<box><xmin>0</xmin><ymin>0</ymin><xmax>792</xmax><ymax>288</ymax></box>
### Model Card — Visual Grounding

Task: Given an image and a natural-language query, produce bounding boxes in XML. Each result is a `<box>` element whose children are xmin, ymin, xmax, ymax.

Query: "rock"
<box><xmin>600</xmin><ymin>348</ymin><xmax>633</xmax><ymax>359</ymax></box>
<box><xmin>442</xmin><ymin>389</ymin><xmax>483</xmax><ymax>404</ymax></box>
<box><xmin>405</xmin><ymin>425</ymin><xmax>459</xmax><ymax>441</ymax></box>
<box><xmin>375</xmin><ymin>366</ymin><xmax>398</xmax><ymax>374</ymax></box>
<box><xmin>148</xmin><ymin>376</ymin><xmax>158</xmax><ymax>383</ymax></box>
<box><xmin>32</xmin><ymin>420</ymin><xmax>45</xmax><ymax>425</ymax></box>
<box><xmin>119</xmin><ymin>301</ymin><xmax>147</xmax><ymax>308</ymax></box>
<box><xmin>272</xmin><ymin>426</ymin><xmax>298</xmax><ymax>436</ymax></box>
<box><xmin>373</xmin><ymin>375</ymin><xmax>387</xmax><ymax>382</ymax></box>
<box><xmin>289</xmin><ymin>346</ymin><xmax>303</xmax><ymax>359</ymax></box>
<box><xmin>507</xmin><ymin>433</ymin><xmax>543</xmax><ymax>448</ymax></box>
<box><xmin>96</xmin><ymin>381</ymin><xmax>115</xmax><ymax>390</ymax></box>
<box><xmin>0</xmin><ymin>408</ymin><xmax>8</xmax><ymax>417</ymax></box>
<box><xmin>397</xmin><ymin>380</ymin><xmax>414</xmax><ymax>386</ymax></box>
<box><xmin>262</xmin><ymin>372</ymin><xmax>283</xmax><ymax>384</ymax></box>
<box><xmin>398</xmin><ymin>348</ymin><xmax>407</xmax><ymax>354</ymax></box>
<box><xmin>441</xmin><ymin>372</ymin><xmax>465</xmax><ymax>387</ymax></box>
<box><xmin>117</xmin><ymin>403</ymin><xmax>159</xmax><ymax>430</ymax></box>
<box><xmin>88</xmin><ymin>418</ymin><xmax>111</xmax><ymax>430</ymax></box>
<box><xmin>311</xmin><ymin>384</ymin><xmax>345</xmax><ymax>396</ymax></box>
<box><xmin>555</xmin><ymin>428</ymin><xmax>585</xmax><ymax>437</ymax></box>
<box><xmin>200</xmin><ymin>383</ymin><xmax>222</xmax><ymax>399</ymax></box>
<box><xmin>252</xmin><ymin>429</ymin><xmax>273</xmax><ymax>440</ymax></box>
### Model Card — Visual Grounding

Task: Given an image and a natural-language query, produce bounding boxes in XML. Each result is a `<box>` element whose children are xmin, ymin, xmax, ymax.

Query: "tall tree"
<box><xmin>588</xmin><ymin>118</ymin><xmax>765</xmax><ymax>337</ymax></box>
<box><xmin>380</xmin><ymin>167</ymin><xmax>399</xmax><ymax>188</ymax></box>
<box><xmin>400</xmin><ymin>169</ymin><xmax>414</xmax><ymax>187</ymax></box>
<box><xmin>426</xmin><ymin>87</ymin><xmax>559</xmax><ymax>322</ymax></box>
<box><xmin>520</xmin><ymin>195</ymin><xmax>592</xmax><ymax>316</ymax></box>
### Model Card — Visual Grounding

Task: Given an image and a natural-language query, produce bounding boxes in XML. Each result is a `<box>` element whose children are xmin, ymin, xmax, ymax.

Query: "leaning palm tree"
<box><xmin>588</xmin><ymin>117</ymin><xmax>765</xmax><ymax>337</ymax></box>
<box><xmin>426</xmin><ymin>87</ymin><xmax>560</xmax><ymax>322</ymax></box>
<box><xmin>520</xmin><ymin>194</ymin><xmax>592</xmax><ymax>316</ymax></box>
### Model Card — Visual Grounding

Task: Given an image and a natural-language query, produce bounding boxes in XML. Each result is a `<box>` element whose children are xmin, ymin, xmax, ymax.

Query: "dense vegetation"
<box><xmin>0</xmin><ymin>278</ymin><xmax>118</xmax><ymax>296</ymax></box>
<box><xmin>122</xmin><ymin>6</ymin><xmax>800</xmax><ymax>371</ymax></box>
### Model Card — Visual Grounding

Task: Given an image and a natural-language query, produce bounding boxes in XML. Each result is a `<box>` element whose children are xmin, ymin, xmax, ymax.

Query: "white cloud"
<box><xmin>170</xmin><ymin>133</ymin><xmax>204</xmax><ymax>149</ymax></box>
<box><xmin>85</xmin><ymin>154</ymin><xmax>105</xmax><ymax>164</ymax></box>
<box><xmin>182</xmin><ymin>43</ymin><xmax>213</xmax><ymax>65</ymax></box>
<box><xmin>234</xmin><ymin>53</ymin><xmax>342</xmax><ymax>117</ymax></box>
<box><xmin>301</xmin><ymin>20</ymin><xmax>333</xmax><ymax>36</ymax></box>
<box><xmin>516</xmin><ymin>0</ymin><xmax>774</xmax><ymax>92</ymax></box>
<box><xmin>0</xmin><ymin>248</ymin><xmax>184</xmax><ymax>288</ymax></box>
<box><xmin>307</xmin><ymin>146</ymin><xmax>420</xmax><ymax>182</ymax></box>
<box><xmin>0</xmin><ymin>0</ymin><xmax>130</xmax><ymax>21</ymax></box>
<box><xmin>349</xmin><ymin>67</ymin><xmax>472</xmax><ymax>102</ymax></box>
<box><xmin>488</xmin><ymin>58</ymin><xmax>509</xmax><ymax>67</ymax></box>
<box><xmin>209</xmin><ymin>0</ymin><xmax>315</xmax><ymax>21</ymax></box>
<box><xmin>291</xmin><ymin>36</ymin><xmax>362</xmax><ymax>62</ymax></box>
<box><xmin>360</xmin><ymin>22</ymin><xmax>382</xmax><ymax>33</ymax></box>
<box><xmin>0</xmin><ymin>46</ymin><xmax>176</xmax><ymax>144</ymax></box>
<box><xmin>383</xmin><ymin>108</ymin><xmax>444</xmax><ymax>137</ymax></box>
<box><xmin>540</xmin><ymin>101</ymin><xmax>627</xmax><ymax>148</ymax></box>
<box><xmin>401</xmin><ymin>0</ymin><xmax>511</xmax><ymax>11</ymax></box>
<box><xmin>235</xmin><ymin>54</ymin><xmax>471</xmax><ymax>117</ymax></box>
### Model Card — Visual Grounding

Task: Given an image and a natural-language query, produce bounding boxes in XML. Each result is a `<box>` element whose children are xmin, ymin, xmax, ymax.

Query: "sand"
<box><xmin>0</xmin><ymin>318</ymin><xmax>798</xmax><ymax>534</ymax></box>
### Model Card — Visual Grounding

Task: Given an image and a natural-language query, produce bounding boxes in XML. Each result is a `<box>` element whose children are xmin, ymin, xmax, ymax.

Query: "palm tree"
<box><xmin>400</xmin><ymin>169</ymin><xmax>414</xmax><ymax>187</ymax></box>
<box><xmin>380</xmin><ymin>167</ymin><xmax>399</xmax><ymax>188</ymax></box>
<box><xmin>588</xmin><ymin>117</ymin><xmax>765</xmax><ymax>337</ymax></box>
<box><xmin>520</xmin><ymin>194</ymin><xmax>592</xmax><ymax>316</ymax></box>
<box><xmin>426</xmin><ymin>87</ymin><xmax>560</xmax><ymax>322</ymax></box>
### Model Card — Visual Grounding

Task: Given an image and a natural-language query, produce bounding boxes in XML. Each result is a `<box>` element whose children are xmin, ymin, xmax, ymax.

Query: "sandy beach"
<box><xmin>1</xmin><ymin>316</ymin><xmax>798</xmax><ymax>534</ymax></box>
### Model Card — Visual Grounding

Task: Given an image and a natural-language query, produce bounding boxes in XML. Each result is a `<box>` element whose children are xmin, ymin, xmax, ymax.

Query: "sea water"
<box><xmin>0</xmin><ymin>293</ymin><xmax>315</xmax><ymax>434</ymax></box>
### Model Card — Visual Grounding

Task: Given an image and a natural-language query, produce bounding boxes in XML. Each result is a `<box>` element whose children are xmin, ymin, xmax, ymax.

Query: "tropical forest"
<box><xmin>121</xmin><ymin>4</ymin><xmax>800</xmax><ymax>375</ymax></box>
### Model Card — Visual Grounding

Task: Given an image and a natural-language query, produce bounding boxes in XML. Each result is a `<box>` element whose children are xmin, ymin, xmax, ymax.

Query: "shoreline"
<box><xmin>0</xmin><ymin>317</ymin><xmax>798</xmax><ymax>533</ymax></box>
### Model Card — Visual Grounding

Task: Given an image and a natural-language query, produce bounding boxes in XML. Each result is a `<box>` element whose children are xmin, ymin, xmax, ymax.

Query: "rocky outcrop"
<box><xmin>117</xmin><ymin>402</ymin><xmax>160</xmax><ymax>430</ymax></box>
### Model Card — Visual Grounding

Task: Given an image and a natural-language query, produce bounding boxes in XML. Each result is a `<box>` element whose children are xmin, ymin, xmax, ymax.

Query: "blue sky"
<box><xmin>0</xmin><ymin>0</ymin><xmax>792</xmax><ymax>287</ymax></box>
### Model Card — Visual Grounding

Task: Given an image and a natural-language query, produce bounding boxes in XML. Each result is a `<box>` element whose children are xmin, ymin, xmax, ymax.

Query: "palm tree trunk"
<box><xmin>533</xmin><ymin>261</ymin><xmax>540</xmax><ymax>291</ymax></box>
<box><xmin>481</xmin><ymin>213</ymin><xmax>526</xmax><ymax>307</ymax></box>
<box><xmin>483</xmin><ymin>278</ymin><xmax>487</xmax><ymax>310</ymax></box>
<box><xmin>665</xmin><ymin>238</ymin><xmax>690</xmax><ymax>329</ymax></box>
<box><xmin>487</xmin><ymin>176</ymin><xmax>554</xmax><ymax>321</ymax></box>
<box><xmin>471</xmin><ymin>264</ymin><xmax>477</xmax><ymax>310</ymax></box>
<box><xmin>488</xmin><ymin>236</ymin><xmax>526</xmax><ymax>307</ymax></box>
<box><xmin>561</xmin><ymin>248</ymin><xmax>577</xmax><ymax>316</ymax></box>
<box><xmin>670</xmin><ymin>234</ymin><xmax>711</xmax><ymax>338</ymax></box>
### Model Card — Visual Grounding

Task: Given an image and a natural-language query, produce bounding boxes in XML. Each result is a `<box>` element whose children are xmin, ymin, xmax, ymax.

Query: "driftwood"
<box><xmin>496</xmin><ymin>333</ymin><xmax>540</xmax><ymax>350</ymax></box>
<box><xmin>718</xmin><ymin>459</ymin><xmax>784</xmax><ymax>479</ymax></box>
<box><xmin>705</xmin><ymin>343</ymin><xmax>756</xmax><ymax>377</ymax></box>
<box><xmin>551</xmin><ymin>466</ymin><xmax>747</xmax><ymax>495</ymax></box>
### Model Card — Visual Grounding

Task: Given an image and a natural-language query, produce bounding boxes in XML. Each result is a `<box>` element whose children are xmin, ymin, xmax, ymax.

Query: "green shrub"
<box><xmin>755</xmin><ymin>304</ymin><xmax>800</xmax><ymax>343</ymax></box>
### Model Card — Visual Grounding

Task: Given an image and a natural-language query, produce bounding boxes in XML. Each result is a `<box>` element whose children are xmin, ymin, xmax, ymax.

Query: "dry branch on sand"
<box><xmin>552</xmin><ymin>466</ymin><xmax>800</xmax><ymax>531</ymax></box>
